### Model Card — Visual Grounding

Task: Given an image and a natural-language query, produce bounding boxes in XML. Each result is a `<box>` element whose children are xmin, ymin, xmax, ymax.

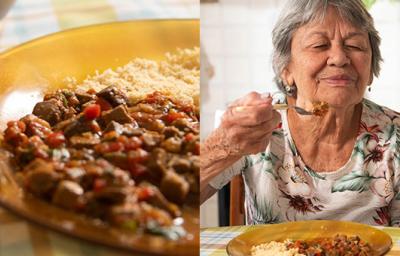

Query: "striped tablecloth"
<box><xmin>0</xmin><ymin>1</ymin><xmax>198</xmax><ymax>255</ymax></box>
<box><xmin>0</xmin><ymin>0</ymin><xmax>199</xmax><ymax>51</ymax></box>
<box><xmin>200</xmin><ymin>225</ymin><xmax>400</xmax><ymax>256</ymax></box>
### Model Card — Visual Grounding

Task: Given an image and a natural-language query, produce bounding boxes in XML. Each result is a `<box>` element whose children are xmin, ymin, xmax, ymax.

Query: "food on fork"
<box><xmin>311</xmin><ymin>101</ymin><xmax>329</xmax><ymax>117</ymax></box>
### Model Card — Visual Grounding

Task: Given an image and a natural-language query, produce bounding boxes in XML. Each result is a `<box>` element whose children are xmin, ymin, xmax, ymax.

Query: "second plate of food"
<box><xmin>226</xmin><ymin>220</ymin><xmax>392</xmax><ymax>256</ymax></box>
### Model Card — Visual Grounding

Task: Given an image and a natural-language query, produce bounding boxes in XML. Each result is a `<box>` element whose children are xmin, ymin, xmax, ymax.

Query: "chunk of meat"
<box><xmin>140</xmin><ymin>119</ymin><xmax>165</xmax><ymax>132</ymax></box>
<box><xmin>20</xmin><ymin>114</ymin><xmax>52</xmax><ymax>139</ymax></box>
<box><xmin>189</xmin><ymin>155</ymin><xmax>200</xmax><ymax>177</ymax></box>
<box><xmin>75</xmin><ymin>89</ymin><xmax>95</xmax><ymax>104</ymax></box>
<box><xmin>168</xmin><ymin>156</ymin><xmax>191</xmax><ymax>173</ymax></box>
<box><xmin>94</xmin><ymin>186</ymin><xmax>130</xmax><ymax>204</ymax></box>
<box><xmin>161</xmin><ymin>137</ymin><xmax>182</xmax><ymax>153</ymax></box>
<box><xmin>163</xmin><ymin>126</ymin><xmax>182</xmax><ymax>138</ymax></box>
<box><xmin>107</xmin><ymin>201</ymin><xmax>174</xmax><ymax>228</ymax></box>
<box><xmin>96</xmin><ymin>86</ymin><xmax>128</xmax><ymax>107</ymax></box>
<box><xmin>142</xmin><ymin>185</ymin><xmax>181</xmax><ymax>217</ymax></box>
<box><xmin>147</xmin><ymin>148</ymin><xmax>168</xmax><ymax>178</ymax></box>
<box><xmin>171</xmin><ymin>118</ymin><xmax>191</xmax><ymax>131</ymax></box>
<box><xmin>160</xmin><ymin>171</ymin><xmax>189</xmax><ymax>204</ymax></box>
<box><xmin>32</xmin><ymin>99</ymin><xmax>63</xmax><ymax>125</ymax></box>
<box><xmin>183</xmin><ymin>173</ymin><xmax>199</xmax><ymax>193</ymax></box>
<box><xmin>103</xmin><ymin>152</ymin><xmax>128</xmax><ymax>170</ymax></box>
<box><xmin>56</xmin><ymin>115</ymin><xmax>100</xmax><ymax>138</ymax></box>
<box><xmin>68</xmin><ymin>148</ymin><xmax>95</xmax><ymax>161</ymax></box>
<box><xmin>84</xmin><ymin>192</ymin><xmax>110</xmax><ymax>219</ymax></box>
<box><xmin>69</xmin><ymin>132</ymin><xmax>101</xmax><ymax>148</ymax></box>
<box><xmin>104</xmin><ymin>121</ymin><xmax>141</xmax><ymax>136</ymax></box>
<box><xmin>24</xmin><ymin>159</ymin><xmax>61</xmax><ymax>197</ymax></box>
<box><xmin>52</xmin><ymin>180</ymin><xmax>84</xmax><ymax>210</ymax></box>
<box><xmin>141</xmin><ymin>132</ymin><xmax>164</xmax><ymax>150</ymax></box>
<box><xmin>101</xmin><ymin>105</ymin><xmax>134</xmax><ymax>125</ymax></box>
<box><xmin>63</xmin><ymin>167</ymin><xmax>86</xmax><ymax>182</ymax></box>
<box><xmin>107</xmin><ymin>203</ymin><xmax>140</xmax><ymax>226</ymax></box>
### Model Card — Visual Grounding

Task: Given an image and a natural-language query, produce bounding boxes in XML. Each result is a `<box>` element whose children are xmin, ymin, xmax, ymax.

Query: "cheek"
<box><xmin>293</xmin><ymin>56</ymin><xmax>324</xmax><ymax>81</ymax></box>
<box><xmin>353</xmin><ymin>54</ymin><xmax>372</xmax><ymax>84</ymax></box>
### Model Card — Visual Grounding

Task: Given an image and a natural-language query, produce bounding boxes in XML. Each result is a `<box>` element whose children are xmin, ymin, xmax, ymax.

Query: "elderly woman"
<box><xmin>200</xmin><ymin>0</ymin><xmax>400</xmax><ymax>226</ymax></box>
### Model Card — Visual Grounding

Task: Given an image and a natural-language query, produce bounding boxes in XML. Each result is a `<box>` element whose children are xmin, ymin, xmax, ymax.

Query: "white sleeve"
<box><xmin>208</xmin><ymin>157</ymin><xmax>246</xmax><ymax>190</ymax></box>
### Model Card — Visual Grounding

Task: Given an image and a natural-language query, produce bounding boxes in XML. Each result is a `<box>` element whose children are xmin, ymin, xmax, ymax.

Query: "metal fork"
<box><xmin>273</xmin><ymin>103</ymin><xmax>313</xmax><ymax>115</ymax></box>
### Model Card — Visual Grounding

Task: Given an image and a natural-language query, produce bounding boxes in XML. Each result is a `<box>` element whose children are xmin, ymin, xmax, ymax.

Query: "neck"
<box><xmin>287</xmin><ymin>98</ymin><xmax>362</xmax><ymax>147</ymax></box>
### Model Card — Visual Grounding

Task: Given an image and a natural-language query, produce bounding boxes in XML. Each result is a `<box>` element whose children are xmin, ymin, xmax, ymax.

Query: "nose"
<box><xmin>327</xmin><ymin>44</ymin><xmax>350</xmax><ymax>67</ymax></box>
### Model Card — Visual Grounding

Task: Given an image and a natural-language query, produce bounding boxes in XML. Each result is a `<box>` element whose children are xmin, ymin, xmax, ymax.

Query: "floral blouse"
<box><xmin>209</xmin><ymin>98</ymin><xmax>400</xmax><ymax>226</ymax></box>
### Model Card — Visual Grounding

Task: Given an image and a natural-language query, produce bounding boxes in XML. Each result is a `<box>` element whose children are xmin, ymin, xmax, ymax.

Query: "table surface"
<box><xmin>0</xmin><ymin>0</ymin><xmax>198</xmax><ymax>51</ymax></box>
<box><xmin>200</xmin><ymin>225</ymin><xmax>400</xmax><ymax>256</ymax></box>
<box><xmin>0</xmin><ymin>1</ymin><xmax>198</xmax><ymax>255</ymax></box>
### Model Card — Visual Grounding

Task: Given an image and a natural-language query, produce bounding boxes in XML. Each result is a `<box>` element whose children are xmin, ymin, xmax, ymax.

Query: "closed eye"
<box><xmin>345</xmin><ymin>45</ymin><xmax>363</xmax><ymax>50</ymax></box>
<box><xmin>313</xmin><ymin>44</ymin><xmax>328</xmax><ymax>49</ymax></box>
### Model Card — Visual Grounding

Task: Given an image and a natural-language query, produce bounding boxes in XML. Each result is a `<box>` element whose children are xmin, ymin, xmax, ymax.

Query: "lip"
<box><xmin>320</xmin><ymin>75</ymin><xmax>355</xmax><ymax>86</ymax></box>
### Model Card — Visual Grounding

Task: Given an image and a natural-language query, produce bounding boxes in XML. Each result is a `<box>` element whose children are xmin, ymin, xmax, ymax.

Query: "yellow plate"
<box><xmin>0</xmin><ymin>19</ymin><xmax>199</xmax><ymax>255</ymax></box>
<box><xmin>226</xmin><ymin>220</ymin><xmax>392</xmax><ymax>256</ymax></box>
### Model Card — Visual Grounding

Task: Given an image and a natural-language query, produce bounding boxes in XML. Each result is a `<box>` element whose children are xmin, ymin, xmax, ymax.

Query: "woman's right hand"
<box><xmin>200</xmin><ymin>92</ymin><xmax>281</xmax><ymax>200</ymax></box>
<box><xmin>218</xmin><ymin>91</ymin><xmax>281</xmax><ymax>156</ymax></box>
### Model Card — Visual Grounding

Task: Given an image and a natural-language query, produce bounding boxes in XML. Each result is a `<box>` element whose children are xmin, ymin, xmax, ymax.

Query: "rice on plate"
<box><xmin>251</xmin><ymin>241</ymin><xmax>303</xmax><ymax>256</ymax></box>
<box><xmin>65</xmin><ymin>47</ymin><xmax>200</xmax><ymax>106</ymax></box>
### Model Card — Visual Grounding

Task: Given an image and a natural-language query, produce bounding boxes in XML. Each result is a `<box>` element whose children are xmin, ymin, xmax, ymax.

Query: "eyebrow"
<box><xmin>306</xmin><ymin>31</ymin><xmax>366</xmax><ymax>40</ymax></box>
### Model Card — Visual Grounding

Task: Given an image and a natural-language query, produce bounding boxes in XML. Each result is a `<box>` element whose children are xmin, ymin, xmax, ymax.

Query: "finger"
<box><xmin>229</xmin><ymin>121</ymin><xmax>276</xmax><ymax>142</ymax></box>
<box><xmin>228</xmin><ymin>104</ymin><xmax>275</xmax><ymax>126</ymax></box>
<box><xmin>229</xmin><ymin>92</ymin><xmax>272</xmax><ymax>108</ymax></box>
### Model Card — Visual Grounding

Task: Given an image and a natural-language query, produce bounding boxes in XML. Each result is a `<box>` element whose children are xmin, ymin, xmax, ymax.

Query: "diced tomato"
<box><xmin>95</xmin><ymin>141</ymin><xmax>124</xmax><ymax>154</ymax></box>
<box><xmin>96</xmin><ymin>97</ymin><xmax>112</xmax><ymax>111</ymax></box>
<box><xmin>109</xmin><ymin>141</ymin><xmax>124</xmax><ymax>152</ymax></box>
<box><xmin>86</xmin><ymin>88</ymin><xmax>97</xmax><ymax>95</ymax></box>
<box><xmin>145</xmin><ymin>91</ymin><xmax>162</xmax><ymax>104</ymax></box>
<box><xmin>129</xmin><ymin>163</ymin><xmax>147</xmax><ymax>178</ymax></box>
<box><xmin>93</xmin><ymin>178</ymin><xmax>107</xmax><ymax>192</ymax></box>
<box><xmin>45</xmin><ymin>132</ymin><xmax>66</xmax><ymax>148</ymax></box>
<box><xmin>83</xmin><ymin>104</ymin><xmax>101</xmax><ymax>120</ymax></box>
<box><xmin>165</xmin><ymin>112</ymin><xmax>185</xmax><ymax>123</ymax></box>
<box><xmin>185</xmin><ymin>133</ymin><xmax>194</xmax><ymax>141</ymax></box>
<box><xmin>137</xmin><ymin>187</ymin><xmax>154</xmax><ymax>201</ymax></box>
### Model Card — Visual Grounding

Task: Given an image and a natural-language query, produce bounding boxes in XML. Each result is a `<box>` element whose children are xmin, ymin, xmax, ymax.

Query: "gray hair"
<box><xmin>272</xmin><ymin>0</ymin><xmax>382</xmax><ymax>93</ymax></box>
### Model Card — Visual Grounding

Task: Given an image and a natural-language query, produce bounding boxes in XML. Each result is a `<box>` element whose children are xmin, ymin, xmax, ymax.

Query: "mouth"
<box><xmin>320</xmin><ymin>75</ymin><xmax>356</xmax><ymax>86</ymax></box>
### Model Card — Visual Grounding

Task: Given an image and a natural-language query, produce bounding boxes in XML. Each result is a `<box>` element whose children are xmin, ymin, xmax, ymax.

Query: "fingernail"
<box><xmin>234</xmin><ymin>106</ymin><xmax>245</xmax><ymax>112</ymax></box>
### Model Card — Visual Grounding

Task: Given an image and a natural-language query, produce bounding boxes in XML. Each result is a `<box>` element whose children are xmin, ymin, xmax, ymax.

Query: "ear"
<box><xmin>281</xmin><ymin>68</ymin><xmax>294</xmax><ymax>86</ymax></box>
<box><xmin>368</xmin><ymin>72</ymin><xmax>373</xmax><ymax>85</ymax></box>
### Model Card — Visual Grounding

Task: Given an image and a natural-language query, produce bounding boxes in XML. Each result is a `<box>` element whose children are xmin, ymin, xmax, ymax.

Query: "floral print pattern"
<box><xmin>216</xmin><ymin>98</ymin><xmax>400</xmax><ymax>226</ymax></box>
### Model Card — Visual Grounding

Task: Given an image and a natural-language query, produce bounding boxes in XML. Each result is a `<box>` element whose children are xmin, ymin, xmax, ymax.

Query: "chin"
<box><xmin>318</xmin><ymin>90</ymin><xmax>363</xmax><ymax>108</ymax></box>
<box><xmin>322</xmin><ymin>97</ymin><xmax>362</xmax><ymax>109</ymax></box>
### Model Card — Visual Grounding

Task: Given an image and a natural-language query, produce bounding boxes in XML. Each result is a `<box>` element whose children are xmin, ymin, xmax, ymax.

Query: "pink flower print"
<box><xmin>373</xmin><ymin>206</ymin><xmax>391</xmax><ymax>226</ymax></box>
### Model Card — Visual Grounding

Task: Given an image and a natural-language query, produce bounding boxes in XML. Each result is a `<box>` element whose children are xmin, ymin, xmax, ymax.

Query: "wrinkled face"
<box><xmin>282</xmin><ymin>6</ymin><xmax>372</xmax><ymax>109</ymax></box>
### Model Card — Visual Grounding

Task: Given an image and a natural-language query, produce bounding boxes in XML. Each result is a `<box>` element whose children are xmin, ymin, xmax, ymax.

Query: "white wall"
<box><xmin>200</xmin><ymin>0</ymin><xmax>400</xmax><ymax>228</ymax></box>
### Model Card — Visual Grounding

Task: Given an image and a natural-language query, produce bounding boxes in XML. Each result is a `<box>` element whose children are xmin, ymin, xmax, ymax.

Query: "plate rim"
<box><xmin>0</xmin><ymin>18</ymin><xmax>199</xmax><ymax>57</ymax></box>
